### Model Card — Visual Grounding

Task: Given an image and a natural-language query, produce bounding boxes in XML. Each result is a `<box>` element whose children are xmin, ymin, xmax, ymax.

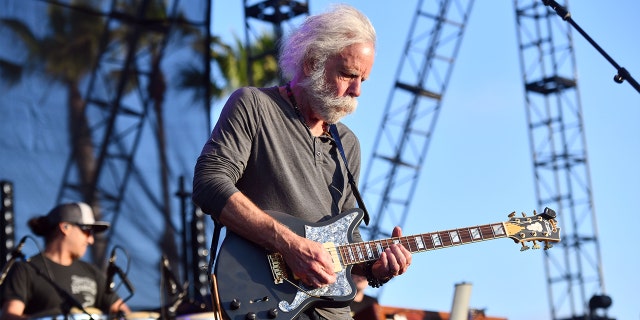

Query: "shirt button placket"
<box><xmin>313</xmin><ymin>138</ymin><xmax>322</xmax><ymax>163</ymax></box>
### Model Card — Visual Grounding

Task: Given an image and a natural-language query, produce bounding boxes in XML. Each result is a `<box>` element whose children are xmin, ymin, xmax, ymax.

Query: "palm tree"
<box><xmin>178</xmin><ymin>31</ymin><xmax>280</xmax><ymax>107</ymax></box>
<box><xmin>221</xmin><ymin>33</ymin><xmax>280</xmax><ymax>89</ymax></box>
<box><xmin>0</xmin><ymin>0</ymin><xmax>201</xmax><ymax>264</ymax></box>
<box><xmin>0</xmin><ymin>1</ymin><xmax>105</xmax><ymax>261</ymax></box>
<box><xmin>110</xmin><ymin>0</ymin><xmax>207</xmax><ymax>278</ymax></box>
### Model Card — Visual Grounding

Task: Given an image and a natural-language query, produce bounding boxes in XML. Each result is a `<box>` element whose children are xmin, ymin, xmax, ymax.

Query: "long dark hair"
<box><xmin>28</xmin><ymin>216</ymin><xmax>58</xmax><ymax>244</ymax></box>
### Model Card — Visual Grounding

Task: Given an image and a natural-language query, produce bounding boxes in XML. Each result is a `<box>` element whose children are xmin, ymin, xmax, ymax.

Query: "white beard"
<box><xmin>301</xmin><ymin>74</ymin><xmax>358</xmax><ymax>124</ymax></box>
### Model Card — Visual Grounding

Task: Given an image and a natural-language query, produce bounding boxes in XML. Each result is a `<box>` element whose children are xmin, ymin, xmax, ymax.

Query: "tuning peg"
<box><xmin>532</xmin><ymin>240</ymin><xmax>541</xmax><ymax>250</ymax></box>
<box><xmin>520</xmin><ymin>243</ymin><xmax>530</xmax><ymax>251</ymax></box>
<box><xmin>508</xmin><ymin>211</ymin><xmax>516</xmax><ymax>218</ymax></box>
<box><xmin>544</xmin><ymin>242</ymin><xmax>553</xmax><ymax>250</ymax></box>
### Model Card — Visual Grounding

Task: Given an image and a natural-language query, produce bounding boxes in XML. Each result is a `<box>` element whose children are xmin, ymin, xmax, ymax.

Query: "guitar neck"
<box><xmin>338</xmin><ymin>222</ymin><xmax>509</xmax><ymax>266</ymax></box>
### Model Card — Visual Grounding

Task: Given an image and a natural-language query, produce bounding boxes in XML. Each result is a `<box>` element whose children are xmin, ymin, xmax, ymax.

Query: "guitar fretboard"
<box><xmin>338</xmin><ymin>222</ymin><xmax>508</xmax><ymax>266</ymax></box>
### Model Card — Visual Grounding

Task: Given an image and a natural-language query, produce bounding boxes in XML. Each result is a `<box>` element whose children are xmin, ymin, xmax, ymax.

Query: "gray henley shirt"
<box><xmin>192</xmin><ymin>86</ymin><xmax>363</xmax><ymax>319</ymax></box>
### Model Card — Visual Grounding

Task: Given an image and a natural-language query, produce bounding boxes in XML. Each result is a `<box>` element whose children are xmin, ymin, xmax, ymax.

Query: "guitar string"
<box><xmin>327</xmin><ymin>222</ymin><xmax>532</xmax><ymax>266</ymax></box>
<box><xmin>332</xmin><ymin>224</ymin><xmax>505</xmax><ymax>265</ymax></box>
<box><xmin>328</xmin><ymin>221</ymin><xmax>551</xmax><ymax>265</ymax></box>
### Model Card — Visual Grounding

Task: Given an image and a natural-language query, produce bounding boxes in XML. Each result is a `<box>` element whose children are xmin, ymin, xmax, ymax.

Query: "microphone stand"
<box><xmin>167</xmin><ymin>281</ymin><xmax>190</xmax><ymax>318</ymax></box>
<box><xmin>0</xmin><ymin>249</ymin><xmax>24</xmax><ymax>287</ymax></box>
<box><xmin>0</xmin><ymin>236</ymin><xmax>30</xmax><ymax>286</ymax></box>
<box><xmin>23</xmin><ymin>260</ymin><xmax>97</xmax><ymax>320</ymax></box>
<box><xmin>541</xmin><ymin>0</ymin><xmax>640</xmax><ymax>94</ymax></box>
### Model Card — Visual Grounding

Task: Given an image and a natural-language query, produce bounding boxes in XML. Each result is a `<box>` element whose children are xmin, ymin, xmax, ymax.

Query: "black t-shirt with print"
<box><xmin>0</xmin><ymin>254</ymin><xmax>119</xmax><ymax>318</ymax></box>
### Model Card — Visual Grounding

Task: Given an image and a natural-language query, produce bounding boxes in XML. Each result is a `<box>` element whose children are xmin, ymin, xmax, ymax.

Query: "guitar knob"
<box><xmin>245</xmin><ymin>312</ymin><xmax>256</xmax><ymax>320</ymax></box>
<box><xmin>230</xmin><ymin>298</ymin><xmax>241</xmax><ymax>310</ymax></box>
<box><xmin>268</xmin><ymin>308</ymin><xmax>278</xmax><ymax>319</ymax></box>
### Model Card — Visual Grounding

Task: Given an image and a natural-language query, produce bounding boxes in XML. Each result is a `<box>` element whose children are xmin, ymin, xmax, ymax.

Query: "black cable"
<box><xmin>15</xmin><ymin>236</ymin><xmax>97</xmax><ymax>320</ymax></box>
<box><xmin>107</xmin><ymin>244</ymin><xmax>135</xmax><ymax>318</ymax></box>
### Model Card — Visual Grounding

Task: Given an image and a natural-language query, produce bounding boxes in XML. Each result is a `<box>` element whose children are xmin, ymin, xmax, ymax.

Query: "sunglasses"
<box><xmin>74</xmin><ymin>224</ymin><xmax>95</xmax><ymax>236</ymax></box>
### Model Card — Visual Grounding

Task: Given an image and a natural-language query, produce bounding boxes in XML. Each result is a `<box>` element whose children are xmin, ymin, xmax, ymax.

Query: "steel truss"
<box><xmin>514</xmin><ymin>1</ymin><xmax>606</xmax><ymax>319</ymax></box>
<box><xmin>243</xmin><ymin>0</ymin><xmax>309</xmax><ymax>85</ymax></box>
<box><xmin>360</xmin><ymin>0</ymin><xmax>475</xmax><ymax>244</ymax></box>
<box><xmin>54</xmin><ymin>0</ymin><xmax>212</xmax><ymax>267</ymax></box>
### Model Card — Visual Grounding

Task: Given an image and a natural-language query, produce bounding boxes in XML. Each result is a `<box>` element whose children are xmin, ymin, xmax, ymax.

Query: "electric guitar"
<box><xmin>214</xmin><ymin>208</ymin><xmax>560</xmax><ymax>320</ymax></box>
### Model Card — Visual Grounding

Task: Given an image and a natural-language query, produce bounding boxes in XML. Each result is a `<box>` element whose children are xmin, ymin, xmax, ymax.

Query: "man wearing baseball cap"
<box><xmin>0</xmin><ymin>202</ymin><xmax>131</xmax><ymax>319</ymax></box>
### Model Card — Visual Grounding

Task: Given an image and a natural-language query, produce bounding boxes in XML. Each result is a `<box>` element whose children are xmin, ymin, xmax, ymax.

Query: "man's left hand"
<box><xmin>371</xmin><ymin>226</ymin><xmax>412</xmax><ymax>281</ymax></box>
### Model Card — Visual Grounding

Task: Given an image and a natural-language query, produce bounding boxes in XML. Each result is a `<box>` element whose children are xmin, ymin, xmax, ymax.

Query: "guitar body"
<box><xmin>215</xmin><ymin>209</ymin><xmax>364</xmax><ymax>320</ymax></box>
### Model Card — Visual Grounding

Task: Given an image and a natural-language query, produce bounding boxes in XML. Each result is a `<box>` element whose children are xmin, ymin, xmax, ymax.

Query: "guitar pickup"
<box><xmin>267</xmin><ymin>253</ymin><xmax>289</xmax><ymax>284</ymax></box>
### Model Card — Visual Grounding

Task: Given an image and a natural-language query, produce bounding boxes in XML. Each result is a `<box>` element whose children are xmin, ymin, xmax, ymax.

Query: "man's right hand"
<box><xmin>280</xmin><ymin>235</ymin><xmax>337</xmax><ymax>288</ymax></box>
<box><xmin>218</xmin><ymin>193</ymin><xmax>337</xmax><ymax>288</ymax></box>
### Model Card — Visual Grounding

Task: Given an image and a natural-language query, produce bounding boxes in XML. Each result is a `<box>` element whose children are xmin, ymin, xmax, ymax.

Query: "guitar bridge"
<box><xmin>267</xmin><ymin>253</ymin><xmax>289</xmax><ymax>284</ymax></box>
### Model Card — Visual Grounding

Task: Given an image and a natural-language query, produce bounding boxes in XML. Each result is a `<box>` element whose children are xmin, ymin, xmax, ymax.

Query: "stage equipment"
<box><xmin>1</xmin><ymin>180</ymin><xmax>15</xmax><ymax>267</ymax></box>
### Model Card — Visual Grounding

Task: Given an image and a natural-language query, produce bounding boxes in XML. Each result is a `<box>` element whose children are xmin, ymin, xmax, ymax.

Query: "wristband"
<box><xmin>364</xmin><ymin>261</ymin><xmax>390</xmax><ymax>288</ymax></box>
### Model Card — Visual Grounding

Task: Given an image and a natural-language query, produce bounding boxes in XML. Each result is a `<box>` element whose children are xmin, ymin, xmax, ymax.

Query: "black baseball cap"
<box><xmin>46</xmin><ymin>202</ymin><xmax>110</xmax><ymax>233</ymax></box>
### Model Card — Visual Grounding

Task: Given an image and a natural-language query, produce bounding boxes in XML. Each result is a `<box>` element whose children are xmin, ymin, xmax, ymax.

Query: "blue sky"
<box><xmin>211</xmin><ymin>1</ymin><xmax>640</xmax><ymax>319</ymax></box>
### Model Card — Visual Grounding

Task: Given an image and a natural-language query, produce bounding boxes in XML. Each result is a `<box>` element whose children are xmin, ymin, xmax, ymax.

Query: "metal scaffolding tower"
<box><xmin>356</xmin><ymin>0</ymin><xmax>608</xmax><ymax>318</ymax></box>
<box><xmin>243</xmin><ymin>0</ymin><xmax>309</xmax><ymax>85</ymax></box>
<box><xmin>514</xmin><ymin>1</ymin><xmax>607</xmax><ymax>319</ymax></box>
<box><xmin>55</xmin><ymin>0</ymin><xmax>213</xmax><ymax>267</ymax></box>
<box><xmin>360</xmin><ymin>0</ymin><xmax>475</xmax><ymax>242</ymax></box>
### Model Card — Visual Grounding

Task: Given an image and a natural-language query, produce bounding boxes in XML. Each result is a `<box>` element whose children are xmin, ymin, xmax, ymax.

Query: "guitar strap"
<box><xmin>329</xmin><ymin>124</ymin><xmax>370</xmax><ymax>225</ymax></box>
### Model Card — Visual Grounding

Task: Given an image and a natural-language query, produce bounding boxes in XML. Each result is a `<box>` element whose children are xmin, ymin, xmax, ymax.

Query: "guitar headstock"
<box><xmin>504</xmin><ymin>207</ymin><xmax>561</xmax><ymax>251</ymax></box>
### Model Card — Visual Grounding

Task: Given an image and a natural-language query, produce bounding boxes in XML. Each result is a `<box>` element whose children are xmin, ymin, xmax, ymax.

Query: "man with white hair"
<box><xmin>193</xmin><ymin>4</ymin><xmax>412</xmax><ymax>319</ymax></box>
